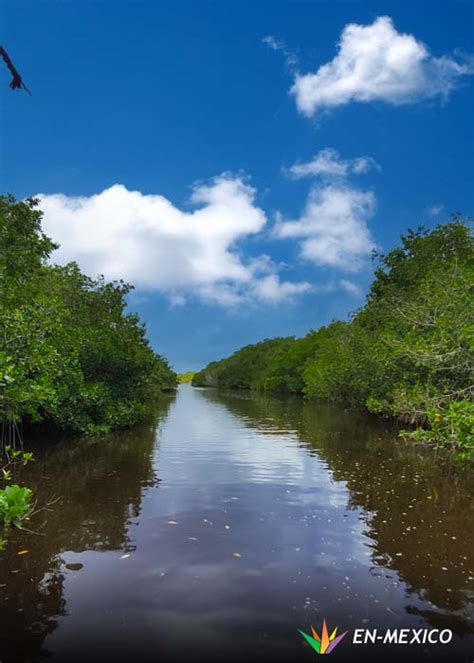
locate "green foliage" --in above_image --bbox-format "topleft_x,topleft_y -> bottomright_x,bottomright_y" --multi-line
0,447 -> 35,549
0,195 -> 177,434
192,338 -> 292,389
194,219 -> 474,452
260,333 -> 320,393
0,484 -> 33,527
178,372 -> 196,383
304,220 -> 474,451
2,446 -> 34,474
402,401 -> 474,455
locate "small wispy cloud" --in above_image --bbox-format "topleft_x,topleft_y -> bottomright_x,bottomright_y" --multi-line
339,279 -> 362,296
288,148 -> 380,180
262,34 -> 298,72
262,35 -> 285,51
426,204 -> 445,218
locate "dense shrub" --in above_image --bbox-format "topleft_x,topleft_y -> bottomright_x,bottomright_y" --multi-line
0,195 -> 177,434
193,338 -> 291,390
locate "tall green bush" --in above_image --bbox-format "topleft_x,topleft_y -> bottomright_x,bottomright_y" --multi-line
0,195 -> 177,434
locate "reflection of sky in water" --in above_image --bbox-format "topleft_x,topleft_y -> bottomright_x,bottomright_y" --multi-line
3,385 -> 473,663
156,387 -> 311,484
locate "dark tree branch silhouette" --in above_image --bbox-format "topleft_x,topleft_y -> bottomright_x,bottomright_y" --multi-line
0,45 -> 31,95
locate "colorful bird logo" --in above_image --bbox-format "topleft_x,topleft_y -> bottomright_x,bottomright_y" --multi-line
299,619 -> 348,654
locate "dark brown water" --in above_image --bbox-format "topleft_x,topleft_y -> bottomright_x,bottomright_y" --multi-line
0,385 -> 473,662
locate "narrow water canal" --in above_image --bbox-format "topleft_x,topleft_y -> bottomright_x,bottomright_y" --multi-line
0,385 -> 473,662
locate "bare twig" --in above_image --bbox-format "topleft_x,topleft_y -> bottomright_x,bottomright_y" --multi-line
17,524 -> 45,536
28,495 -> 62,519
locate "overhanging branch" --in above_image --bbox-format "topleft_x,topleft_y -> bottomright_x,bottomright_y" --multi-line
0,45 -> 31,95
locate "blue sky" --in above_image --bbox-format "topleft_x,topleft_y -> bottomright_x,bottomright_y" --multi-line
1,1 -> 473,371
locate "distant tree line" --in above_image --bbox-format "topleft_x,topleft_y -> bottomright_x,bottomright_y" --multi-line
193,219 -> 473,453
178,371 -> 196,384
0,195 -> 177,435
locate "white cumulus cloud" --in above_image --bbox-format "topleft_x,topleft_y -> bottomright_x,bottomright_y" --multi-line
288,148 -> 380,179
275,184 -> 376,272
37,177 -> 311,307
291,16 -> 474,116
